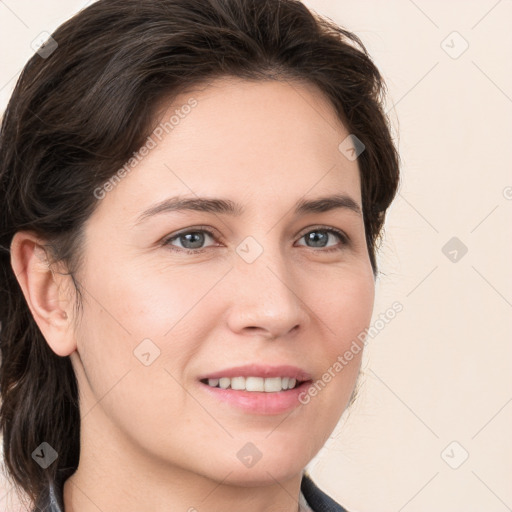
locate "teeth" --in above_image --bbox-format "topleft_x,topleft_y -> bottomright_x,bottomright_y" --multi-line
206,376 -> 299,392
219,377 -> 230,389
231,376 -> 245,390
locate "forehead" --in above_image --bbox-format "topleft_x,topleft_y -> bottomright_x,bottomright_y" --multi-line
163,76 -> 353,167
93,77 -> 361,221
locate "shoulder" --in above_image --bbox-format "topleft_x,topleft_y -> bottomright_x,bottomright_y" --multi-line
301,471 -> 351,512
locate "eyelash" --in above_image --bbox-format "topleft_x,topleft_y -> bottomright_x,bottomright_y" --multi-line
162,225 -> 349,255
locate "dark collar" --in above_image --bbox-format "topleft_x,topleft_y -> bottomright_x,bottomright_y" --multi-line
34,468 -> 348,512
301,471 -> 349,512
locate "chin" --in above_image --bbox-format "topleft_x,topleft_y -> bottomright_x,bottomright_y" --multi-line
200,454 -> 306,487
223,466 -> 303,487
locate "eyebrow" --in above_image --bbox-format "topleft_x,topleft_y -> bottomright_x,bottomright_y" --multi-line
134,193 -> 362,225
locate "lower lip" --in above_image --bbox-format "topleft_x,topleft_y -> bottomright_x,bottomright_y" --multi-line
198,380 -> 313,415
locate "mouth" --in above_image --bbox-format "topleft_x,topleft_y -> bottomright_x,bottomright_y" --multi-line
196,364 -> 313,414
197,374 -> 314,415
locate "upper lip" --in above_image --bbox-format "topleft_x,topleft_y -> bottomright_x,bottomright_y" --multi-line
198,364 -> 313,382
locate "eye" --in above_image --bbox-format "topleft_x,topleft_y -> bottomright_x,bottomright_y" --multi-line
162,225 -> 349,254
162,226 -> 218,254
295,226 -> 349,252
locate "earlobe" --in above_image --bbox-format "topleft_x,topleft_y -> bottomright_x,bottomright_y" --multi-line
9,231 -> 77,357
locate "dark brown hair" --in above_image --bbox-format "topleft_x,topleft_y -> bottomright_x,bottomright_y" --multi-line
0,0 -> 400,508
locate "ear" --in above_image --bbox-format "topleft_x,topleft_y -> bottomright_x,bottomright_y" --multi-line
10,231 -> 77,357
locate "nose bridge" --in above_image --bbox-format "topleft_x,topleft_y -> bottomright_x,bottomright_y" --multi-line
226,232 -> 307,337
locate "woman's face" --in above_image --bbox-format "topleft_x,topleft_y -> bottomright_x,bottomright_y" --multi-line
69,77 -> 375,485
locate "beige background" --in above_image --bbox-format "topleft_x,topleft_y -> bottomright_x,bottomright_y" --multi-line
1,1 -> 511,511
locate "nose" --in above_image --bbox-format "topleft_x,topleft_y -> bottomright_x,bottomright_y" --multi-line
225,239 -> 310,340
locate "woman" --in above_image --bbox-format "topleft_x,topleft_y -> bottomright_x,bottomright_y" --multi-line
0,0 -> 400,510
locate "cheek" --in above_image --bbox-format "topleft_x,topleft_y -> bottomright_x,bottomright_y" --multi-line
73,277 -> 205,453
299,266 -> 374,427
75,257 -> 225,414
86,255 -> 204,342
315,264 -> 375,350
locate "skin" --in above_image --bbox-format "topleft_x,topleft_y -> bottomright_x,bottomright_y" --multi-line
11,77 -> 375,512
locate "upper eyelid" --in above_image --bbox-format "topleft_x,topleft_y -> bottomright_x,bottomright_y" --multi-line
165,225 -> 220,242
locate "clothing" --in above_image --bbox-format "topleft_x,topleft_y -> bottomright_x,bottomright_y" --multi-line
33,467 -> 349,512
